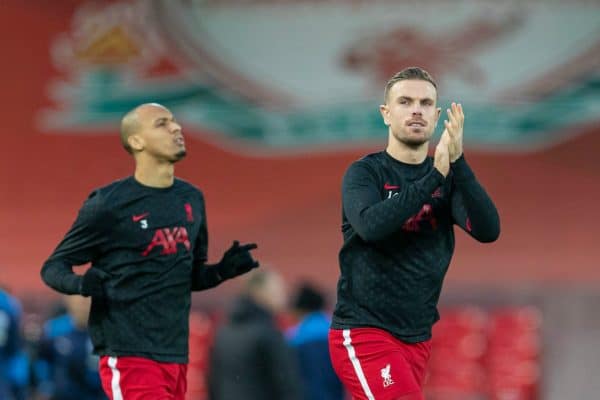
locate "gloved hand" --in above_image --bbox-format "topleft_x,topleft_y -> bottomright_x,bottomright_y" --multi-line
217,241 -> 259,280
79,267 -> 109,298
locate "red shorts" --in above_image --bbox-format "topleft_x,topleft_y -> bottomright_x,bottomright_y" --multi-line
99,356 -> 187,400
329,328 -> 431,400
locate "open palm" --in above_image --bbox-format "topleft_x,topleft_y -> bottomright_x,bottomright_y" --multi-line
443,102 -> 464,162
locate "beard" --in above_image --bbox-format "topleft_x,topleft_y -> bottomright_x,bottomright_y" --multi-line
392,129 -> 432,148
170,150 -> 187,163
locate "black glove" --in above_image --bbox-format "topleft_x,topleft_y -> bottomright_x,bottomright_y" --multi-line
79,267 -> 109,298
217,241 -> 259,280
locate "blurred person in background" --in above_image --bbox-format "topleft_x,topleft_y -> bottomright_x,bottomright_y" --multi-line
207,269 -> 303,400
287,282 -> 345,400
40,103 -> 259,400
329,67 -> 500,400
35,295 -> 105,400
0,286 -> 29,400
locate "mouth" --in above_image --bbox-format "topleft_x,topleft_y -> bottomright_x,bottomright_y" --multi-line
407,120 -> 426,127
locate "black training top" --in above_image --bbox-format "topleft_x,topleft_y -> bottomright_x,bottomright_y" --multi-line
331,152 -> 500,342
41,177 -> 223,363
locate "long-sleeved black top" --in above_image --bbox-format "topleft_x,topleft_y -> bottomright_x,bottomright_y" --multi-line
331,152 -> 500,342
41,177 -> 224,363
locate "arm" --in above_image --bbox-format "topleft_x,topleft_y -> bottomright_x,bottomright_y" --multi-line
190,200 -> 222,291
191,241 -> 259,291
40,191 -> 111,295
450,156 -> 500,242
190,196 -> 258,291
191,266 -> 223,291
342,161 -> 444,242
442,102 -> 499,242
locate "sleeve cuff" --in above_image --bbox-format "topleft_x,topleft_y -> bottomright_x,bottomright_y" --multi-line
451,155 -> 476,181
421,168 -> 445,195
62,274 -> 83,295
194,264 -> 224,289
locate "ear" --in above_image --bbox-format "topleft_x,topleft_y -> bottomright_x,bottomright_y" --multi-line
128,134 -> 144,152
379,104 -> 390,126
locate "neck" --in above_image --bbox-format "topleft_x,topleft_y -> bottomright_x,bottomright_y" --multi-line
385,131 -> 429,164
134,156 -> 175,188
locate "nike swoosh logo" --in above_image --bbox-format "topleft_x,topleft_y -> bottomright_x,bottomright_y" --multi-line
132,213 -> 149,222
383,183 -> 400,190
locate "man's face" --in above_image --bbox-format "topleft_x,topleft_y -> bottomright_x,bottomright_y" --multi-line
263,273 -> 287,313
380,79 -> 441,147
134,105 -> 186,162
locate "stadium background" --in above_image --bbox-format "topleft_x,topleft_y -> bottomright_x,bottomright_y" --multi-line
1,1 -> 599,399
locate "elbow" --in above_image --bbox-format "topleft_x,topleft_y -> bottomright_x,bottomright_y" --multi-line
476,223 -> 500,243
40,262 -> 51,285
40,259 -> 63,289
478,232 -> 499,243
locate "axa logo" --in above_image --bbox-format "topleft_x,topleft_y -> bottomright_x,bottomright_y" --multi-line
381,364 -> 394,388
141,227 -> 191,257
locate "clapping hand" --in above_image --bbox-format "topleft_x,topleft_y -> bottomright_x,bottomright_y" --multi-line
443,102 -> 464,162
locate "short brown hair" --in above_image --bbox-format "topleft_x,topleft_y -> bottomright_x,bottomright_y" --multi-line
384,67 -> 438,103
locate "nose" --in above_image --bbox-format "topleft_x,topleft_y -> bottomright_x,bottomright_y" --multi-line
411,106 -> 422,116
170,121 -> 182,134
